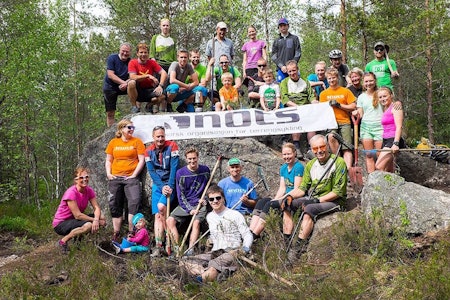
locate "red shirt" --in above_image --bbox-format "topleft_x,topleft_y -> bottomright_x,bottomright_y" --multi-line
128,59 -> 162,89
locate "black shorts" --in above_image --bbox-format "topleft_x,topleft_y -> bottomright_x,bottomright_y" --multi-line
136,85 -> 166,103
54,213 -> 94,236
291,197 -> 340,221
382,137 -> 406,149
103,89 -> 128,111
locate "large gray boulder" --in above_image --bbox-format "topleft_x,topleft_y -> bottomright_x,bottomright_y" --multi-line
78,125 -> 285,216
361,171 -> 450,234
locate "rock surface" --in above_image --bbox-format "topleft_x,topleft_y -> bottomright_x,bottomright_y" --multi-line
361,171 -> 450,234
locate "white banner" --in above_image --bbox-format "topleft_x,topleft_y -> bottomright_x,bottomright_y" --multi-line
132,102 -> 337,144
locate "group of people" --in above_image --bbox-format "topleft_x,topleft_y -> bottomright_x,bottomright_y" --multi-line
51,119 -> 349,282
54,17 -> 405,282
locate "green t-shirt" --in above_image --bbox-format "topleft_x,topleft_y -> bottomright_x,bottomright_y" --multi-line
186,64 -> 207,83
150,34 -> 176,67
280,77 -> 314,105
365,58 -> 397,89
300,154 -> 347,204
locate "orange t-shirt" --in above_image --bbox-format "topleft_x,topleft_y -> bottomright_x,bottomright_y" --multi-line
105,137 -> 145,176
219,86 -> 239,109
319,86 -> 356,124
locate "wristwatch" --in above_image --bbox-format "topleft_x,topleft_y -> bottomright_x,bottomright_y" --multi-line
393,141 -> 400,146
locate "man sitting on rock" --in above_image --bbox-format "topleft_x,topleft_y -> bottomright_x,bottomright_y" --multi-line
282,134 -> 347,262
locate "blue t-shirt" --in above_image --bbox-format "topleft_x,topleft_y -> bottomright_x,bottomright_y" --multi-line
307,73 -> 329,98
103,54 -> 130,91
218,176 -> 257,215
280,161 -> 304,193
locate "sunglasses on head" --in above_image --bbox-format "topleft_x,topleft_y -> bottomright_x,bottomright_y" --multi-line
208,196 -> 222,202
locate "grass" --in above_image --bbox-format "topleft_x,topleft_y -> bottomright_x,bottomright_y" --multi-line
0,200 -> 449,299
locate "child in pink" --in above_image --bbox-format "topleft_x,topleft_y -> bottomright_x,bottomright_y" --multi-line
112,213 -> 150,254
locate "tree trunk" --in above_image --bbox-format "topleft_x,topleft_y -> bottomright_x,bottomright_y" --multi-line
425,0 -> 434,144
340,0 -> 347,63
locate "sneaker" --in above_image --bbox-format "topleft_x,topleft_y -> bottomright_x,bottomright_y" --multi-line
287,239 -> 307,263
176,103 -> 187,113
184,248 -> 195,257
166,104 -> 173,112
131,106 -> 140,114
150,246 -> 163,257
58,240 -> 69,254
112,242 -> 122,254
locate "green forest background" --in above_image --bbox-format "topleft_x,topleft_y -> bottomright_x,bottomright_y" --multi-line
0,0 -> 449,206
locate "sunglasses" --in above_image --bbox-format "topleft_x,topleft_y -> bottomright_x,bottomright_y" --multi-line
375,48 -> 385,52
77,175 -> 89,180
311,144 -> 327,153
219,61 -> 229,65
126,125 -> 135,130
208,196 -> 222,202
258,64 -> 267,68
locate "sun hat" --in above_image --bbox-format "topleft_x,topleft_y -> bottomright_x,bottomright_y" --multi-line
228,158 -> 241,166
132,213 -> 144,226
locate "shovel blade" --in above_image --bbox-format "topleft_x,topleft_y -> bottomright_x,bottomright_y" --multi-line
349,166 -> 364,193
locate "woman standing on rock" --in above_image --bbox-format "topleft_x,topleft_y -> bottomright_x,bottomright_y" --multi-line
248,142 -> 304,243
352,72 -> 382,173
375,87 -> 405,172
105,119 -> 145,242
52,167 -> 106,253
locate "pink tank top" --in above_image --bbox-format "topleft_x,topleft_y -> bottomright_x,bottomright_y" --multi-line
381,105 -> 396,139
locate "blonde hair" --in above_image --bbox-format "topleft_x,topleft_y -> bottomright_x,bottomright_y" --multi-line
374,87 -> 394,109
325,67 -> 339,77
115,119 -> 133,138
262,68 -> 274,78
221,72 -> 233,81
282,142 -> 297,154
136,42 -> 149,52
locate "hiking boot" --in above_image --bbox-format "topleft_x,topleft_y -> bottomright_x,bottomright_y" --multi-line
131,106 -> 140,114
150,246 -> 163,257
58,240 -> 69,254
287,239 -> 308,263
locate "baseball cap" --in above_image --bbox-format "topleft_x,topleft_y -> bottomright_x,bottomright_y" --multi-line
374,42 -> 385,49
278,18 -> 289,25
132,213 -> 144,226
216,22 -> 227,29
228,158 -> 241,166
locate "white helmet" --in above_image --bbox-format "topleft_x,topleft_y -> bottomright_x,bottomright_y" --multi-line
329,49 -> 342,59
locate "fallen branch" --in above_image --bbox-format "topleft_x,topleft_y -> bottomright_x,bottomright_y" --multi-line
239,255 -> 296,287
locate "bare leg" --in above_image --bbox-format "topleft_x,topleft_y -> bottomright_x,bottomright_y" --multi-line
61,222 -> 92,243
343,150 -> 353,169
112,217 -> 122,235
283,211 -> 294,235
189,220 -> 201,248
106,110 -> 115,127
127,80 -> 138,107
166,216 -> 179,244
298,214 -> 314,240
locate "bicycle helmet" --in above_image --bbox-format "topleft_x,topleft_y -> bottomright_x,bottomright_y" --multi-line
329,49 -> 342,59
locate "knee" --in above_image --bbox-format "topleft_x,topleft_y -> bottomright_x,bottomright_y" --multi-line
166,217 -> 176,227
127,80 -> 136,89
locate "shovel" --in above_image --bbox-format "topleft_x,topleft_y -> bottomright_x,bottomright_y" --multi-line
350,114 -> 363,193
